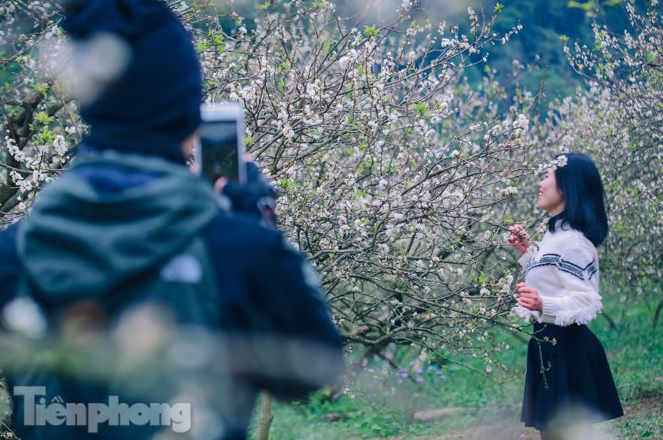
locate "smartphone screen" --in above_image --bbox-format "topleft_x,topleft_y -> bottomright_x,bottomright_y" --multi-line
199,119 -> 240,183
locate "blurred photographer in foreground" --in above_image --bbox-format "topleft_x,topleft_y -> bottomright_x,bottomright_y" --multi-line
0,1 -> 343,439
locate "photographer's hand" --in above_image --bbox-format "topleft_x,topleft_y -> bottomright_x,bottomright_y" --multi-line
216,161 -> 279,228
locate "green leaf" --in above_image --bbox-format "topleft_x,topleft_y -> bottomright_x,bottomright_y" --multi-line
276,78 -> 286,93
34,128 -> 55,144
34,111 -> 54,125
256,1 -> 273,10
414,102 -> 428,117
567,1 -> 593,12
363,25 -> 379,39
322,40 -> 337,54
33,83 -> 50,95
278,60 -> 291,72
280,178 -> 293,190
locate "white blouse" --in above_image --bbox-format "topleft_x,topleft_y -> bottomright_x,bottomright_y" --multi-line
515,224 -> 603,326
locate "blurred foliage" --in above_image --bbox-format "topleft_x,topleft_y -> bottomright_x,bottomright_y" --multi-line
447,0 -> 633,101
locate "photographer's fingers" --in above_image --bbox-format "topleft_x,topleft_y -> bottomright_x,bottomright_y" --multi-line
214,177 -> 228,194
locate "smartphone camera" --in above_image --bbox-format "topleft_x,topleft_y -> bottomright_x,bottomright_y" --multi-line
197,102 -> 246,184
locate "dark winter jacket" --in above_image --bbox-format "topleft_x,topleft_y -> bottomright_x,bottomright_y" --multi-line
0,150 -> 343,440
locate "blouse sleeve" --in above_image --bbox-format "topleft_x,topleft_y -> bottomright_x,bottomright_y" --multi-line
540,240 -> 603,326
515,304 -> 541,323
517,250 -> 533,271
514,248 -> 538,322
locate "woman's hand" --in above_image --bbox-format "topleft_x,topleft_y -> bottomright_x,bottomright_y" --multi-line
508,224 -> 531,254
517,283 -> 543,312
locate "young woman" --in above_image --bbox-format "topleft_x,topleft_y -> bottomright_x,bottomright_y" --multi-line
508,153 -> 623,440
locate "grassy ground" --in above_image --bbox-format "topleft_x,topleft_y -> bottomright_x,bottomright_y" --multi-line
257,295 -> 663,440
1,292 -> 659,439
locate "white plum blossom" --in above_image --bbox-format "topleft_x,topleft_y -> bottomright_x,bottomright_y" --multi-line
5,0 -> 657,387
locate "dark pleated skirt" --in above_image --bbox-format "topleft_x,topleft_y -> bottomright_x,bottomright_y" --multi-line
521,322 -> 623,430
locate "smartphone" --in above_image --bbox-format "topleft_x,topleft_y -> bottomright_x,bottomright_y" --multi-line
196,102 -> 246,184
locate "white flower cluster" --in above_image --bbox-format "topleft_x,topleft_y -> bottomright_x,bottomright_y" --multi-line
512,114 -> 529,135
401,0 -> 415,12
2,0 -> 604,368
499,186 -> 518,196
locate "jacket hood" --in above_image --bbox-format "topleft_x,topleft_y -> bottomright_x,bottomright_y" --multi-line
17,150 -> 218,304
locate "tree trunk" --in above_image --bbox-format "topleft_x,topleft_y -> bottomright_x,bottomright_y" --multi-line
601,311 -> 618,330
653,297 -> 663,329
256,392 -> 274,440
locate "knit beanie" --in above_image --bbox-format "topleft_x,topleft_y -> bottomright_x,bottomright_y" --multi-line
61,0 -> 202,163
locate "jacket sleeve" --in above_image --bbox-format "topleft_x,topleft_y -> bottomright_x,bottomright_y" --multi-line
244,236 -> 344,401
0,224 -> 20,311
540,241 -> 603,326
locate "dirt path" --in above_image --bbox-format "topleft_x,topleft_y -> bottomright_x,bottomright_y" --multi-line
363,397 -> 663,440
369,421 -> 616,440
383,422 -> 539,440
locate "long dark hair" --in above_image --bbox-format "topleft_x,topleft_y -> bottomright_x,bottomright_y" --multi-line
548,152 -> 609,246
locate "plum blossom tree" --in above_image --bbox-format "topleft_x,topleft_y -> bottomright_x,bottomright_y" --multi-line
196,0 -> 544,374
1,0 -> 76,222
2,0 -> 660,387
2,0 -> 539,375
